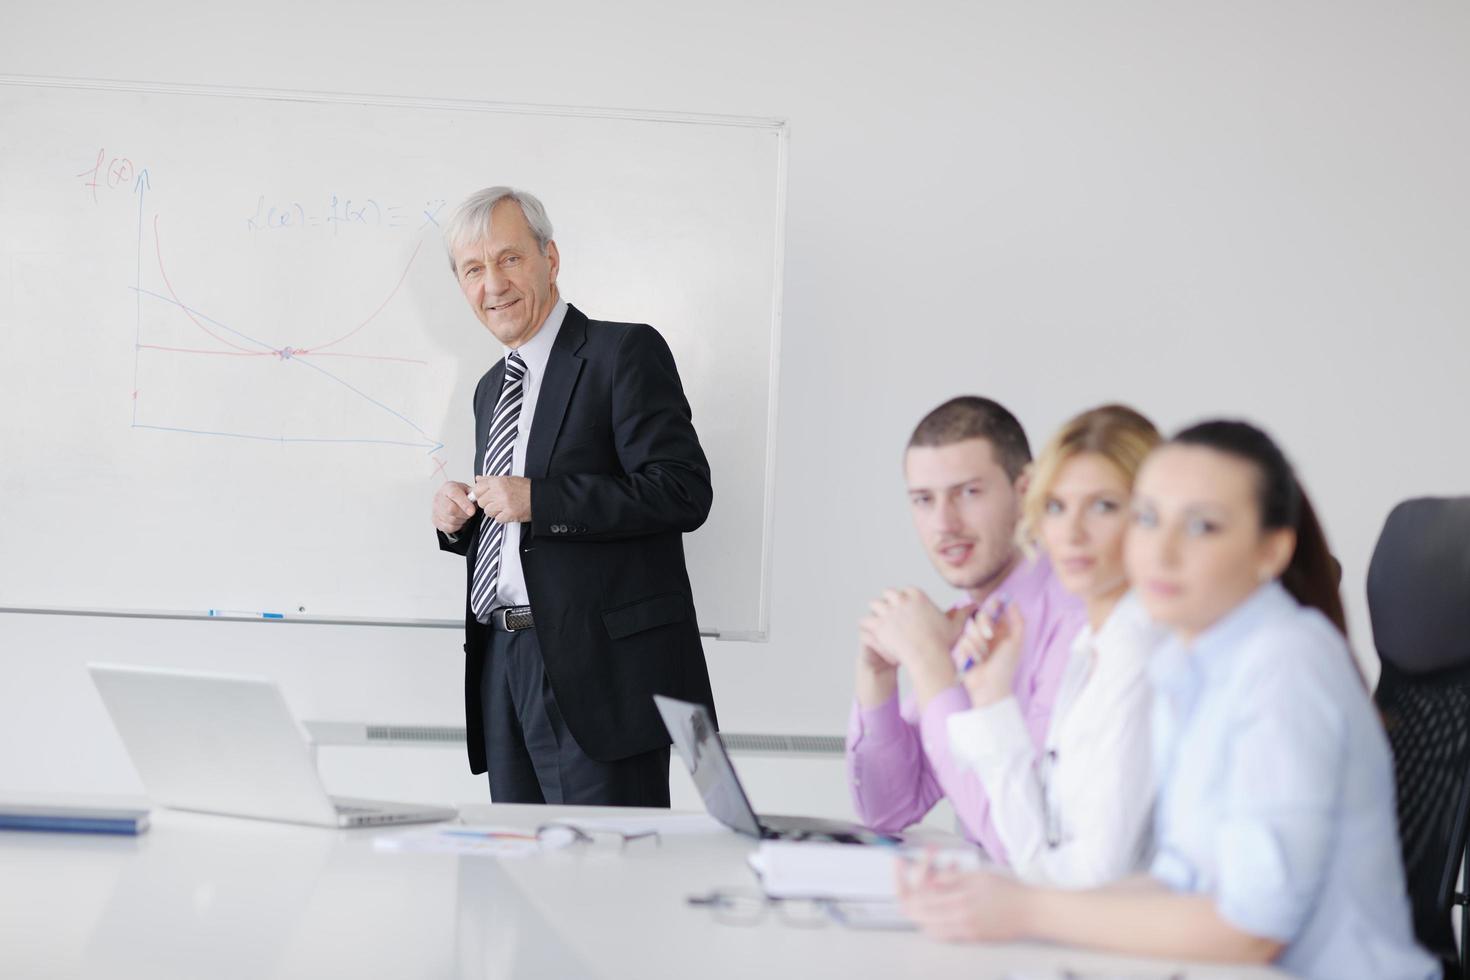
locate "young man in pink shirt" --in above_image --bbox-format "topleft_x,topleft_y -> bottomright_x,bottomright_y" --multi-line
848,396 -> 1085,861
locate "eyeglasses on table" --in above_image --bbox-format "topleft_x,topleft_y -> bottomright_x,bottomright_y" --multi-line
533,822 -> 661,851
686,887 -> 833,928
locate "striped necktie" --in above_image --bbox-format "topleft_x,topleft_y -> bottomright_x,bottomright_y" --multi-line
470,350 -> 526,621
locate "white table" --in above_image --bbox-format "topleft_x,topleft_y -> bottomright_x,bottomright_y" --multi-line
0,801 -> 1288,980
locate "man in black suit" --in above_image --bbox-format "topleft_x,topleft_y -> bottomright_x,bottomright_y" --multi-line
431,187 -> 717,807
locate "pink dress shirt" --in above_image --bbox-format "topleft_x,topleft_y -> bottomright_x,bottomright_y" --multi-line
845,554 -> 1085,863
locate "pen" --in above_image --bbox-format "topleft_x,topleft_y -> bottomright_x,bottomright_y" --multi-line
440,829 -> 538,841
208,610 -> 286,619
959,593 -> 1010,672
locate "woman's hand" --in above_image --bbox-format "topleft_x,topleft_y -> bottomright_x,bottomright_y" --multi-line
897,855 -> 1030,943
955,596 -> 1025,708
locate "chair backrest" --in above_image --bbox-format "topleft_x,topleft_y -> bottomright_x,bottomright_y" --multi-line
1370,496 -> 1470,978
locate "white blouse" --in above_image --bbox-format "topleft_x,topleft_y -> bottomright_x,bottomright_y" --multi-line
947,591 -> 1164,887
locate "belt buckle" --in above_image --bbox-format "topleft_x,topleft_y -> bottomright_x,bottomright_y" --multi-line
496,606 -> 531,631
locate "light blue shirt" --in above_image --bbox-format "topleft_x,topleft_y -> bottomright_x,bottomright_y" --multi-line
1148,582 -> 1437,980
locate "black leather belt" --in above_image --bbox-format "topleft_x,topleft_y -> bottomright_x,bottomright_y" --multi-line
488,605 -> 534,632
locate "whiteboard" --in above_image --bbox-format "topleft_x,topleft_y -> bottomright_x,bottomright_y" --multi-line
0,77 -> 784,639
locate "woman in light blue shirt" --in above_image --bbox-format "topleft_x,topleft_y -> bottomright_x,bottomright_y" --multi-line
899,420 -> 1437,980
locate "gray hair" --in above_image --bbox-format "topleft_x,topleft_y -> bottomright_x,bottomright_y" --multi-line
443,187 -> 555,274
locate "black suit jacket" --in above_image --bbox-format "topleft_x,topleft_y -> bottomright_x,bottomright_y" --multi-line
439,305 -> 718,770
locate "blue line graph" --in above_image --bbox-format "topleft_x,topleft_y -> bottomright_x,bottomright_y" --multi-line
131,286 -> 444,452
291,355 -> 442,450
131,288 -> 273,353
129,194 -> 446,460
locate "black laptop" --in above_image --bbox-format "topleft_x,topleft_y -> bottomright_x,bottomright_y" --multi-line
653,695 -> 900,846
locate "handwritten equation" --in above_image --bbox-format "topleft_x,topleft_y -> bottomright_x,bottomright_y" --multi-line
77,148 -> 149,203
246,195 -> 447,234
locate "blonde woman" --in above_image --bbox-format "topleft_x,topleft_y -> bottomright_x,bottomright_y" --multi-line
945,404 -> 1166,887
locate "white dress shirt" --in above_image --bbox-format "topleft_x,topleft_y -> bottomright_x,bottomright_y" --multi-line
946,591 -> 1165,887
490,298 -> 566,608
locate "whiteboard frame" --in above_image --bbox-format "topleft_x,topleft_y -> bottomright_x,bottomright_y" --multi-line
0,73 -> 788,641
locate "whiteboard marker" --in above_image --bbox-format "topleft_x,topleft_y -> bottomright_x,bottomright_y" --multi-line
208,609 -> 286,620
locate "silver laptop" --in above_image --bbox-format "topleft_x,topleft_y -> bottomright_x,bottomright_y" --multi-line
89,663 -> 457,828
654,694 -> 900,845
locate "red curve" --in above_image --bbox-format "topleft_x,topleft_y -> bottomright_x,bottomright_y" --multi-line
154,216 -> 260,354
299,237 -> 425,355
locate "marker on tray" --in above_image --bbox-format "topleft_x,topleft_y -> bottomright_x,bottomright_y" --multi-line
207,609 -> 286,620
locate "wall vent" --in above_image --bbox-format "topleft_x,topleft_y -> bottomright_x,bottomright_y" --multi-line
719,733 -> 844,756
364,724 -> 465,744
306,721 -> 843,757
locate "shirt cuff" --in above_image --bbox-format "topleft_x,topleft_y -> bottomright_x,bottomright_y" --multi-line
1150,847 -> 1197,892
945,696 -> 1029,773
853,693 -> 908,745
1214,820 -> 1303,943
1149,824 -> 1302,945
918,684 -> 972,759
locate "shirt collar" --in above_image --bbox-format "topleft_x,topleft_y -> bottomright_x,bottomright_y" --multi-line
502,297 -> 567,378
1190,580 -> 1293,671
997,550 -> 1054,601
949,552 -> 1052,622
1149,580 -> 1295,715
1075,589 -> 1144,655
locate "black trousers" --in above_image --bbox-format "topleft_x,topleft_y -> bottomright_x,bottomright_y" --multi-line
480,625 -> 670,807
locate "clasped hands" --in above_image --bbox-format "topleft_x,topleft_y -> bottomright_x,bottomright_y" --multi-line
432,476 -> 532,534
857,587 -> 1026,710
895,851 -> 1028,943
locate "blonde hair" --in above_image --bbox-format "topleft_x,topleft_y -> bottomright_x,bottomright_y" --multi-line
1019,404 -> 1162,549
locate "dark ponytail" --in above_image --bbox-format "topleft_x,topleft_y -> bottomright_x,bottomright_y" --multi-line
1281,493 -> 1349,637
1172,420 -> 1348,637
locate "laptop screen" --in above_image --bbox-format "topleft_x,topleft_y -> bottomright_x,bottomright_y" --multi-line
653,695 -> 762,837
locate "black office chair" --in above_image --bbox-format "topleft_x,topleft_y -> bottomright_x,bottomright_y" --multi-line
1370,496 -> 1470,980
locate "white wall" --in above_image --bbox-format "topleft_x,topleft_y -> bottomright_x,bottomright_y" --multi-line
4,1 -> 1469,816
